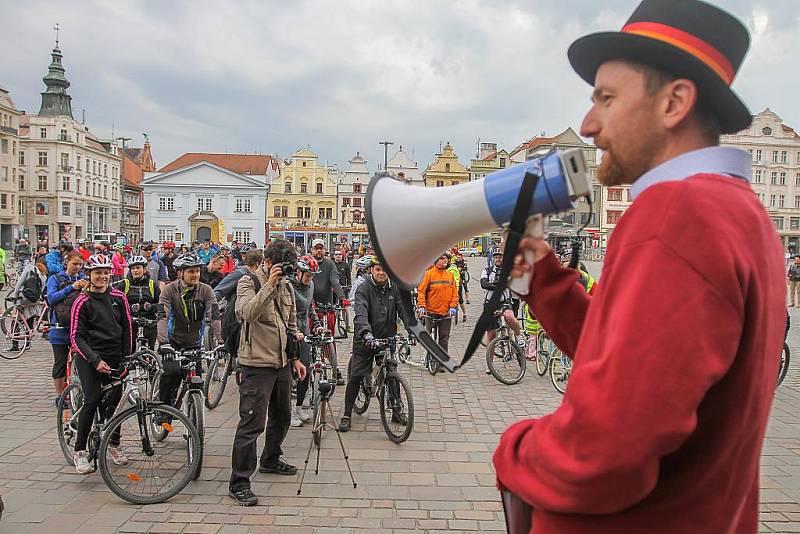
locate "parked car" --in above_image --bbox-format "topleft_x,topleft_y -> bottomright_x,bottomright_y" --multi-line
460,247 -> 481,257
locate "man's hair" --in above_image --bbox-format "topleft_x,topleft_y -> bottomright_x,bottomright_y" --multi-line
64,251 -> 83,263
627,60 -> 721,144
794,255 -> 800,260
265,239 -> 297,266
243,249 -> 264,267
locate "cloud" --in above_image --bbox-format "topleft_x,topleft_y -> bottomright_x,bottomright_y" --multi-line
2,0 -> 797,172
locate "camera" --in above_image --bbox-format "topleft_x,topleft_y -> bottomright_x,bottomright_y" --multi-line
280,262 -> 295,276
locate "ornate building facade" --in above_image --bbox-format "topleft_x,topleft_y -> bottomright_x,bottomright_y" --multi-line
120,137 -> 156,244
386,145 -> 424,186
338,152 -> 370,226
423,143 -> 469,187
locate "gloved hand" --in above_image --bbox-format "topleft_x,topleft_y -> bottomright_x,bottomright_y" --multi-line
449,308 -> 458,317
341,299 -> 350,307
417,307 -> 426,318
363,332 -> 379,349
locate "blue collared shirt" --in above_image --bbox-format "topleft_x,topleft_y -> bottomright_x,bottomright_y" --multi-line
629,146 -> 752,201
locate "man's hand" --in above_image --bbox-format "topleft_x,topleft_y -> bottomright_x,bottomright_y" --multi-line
510,236 -> 553,279
363,332 -> 379,349
293,359 -> 307,381
417,307 -> 426,318
267,264 -> 284,287
294,331 -> 305,342
448,308 -> 457,317
96,360 -> 112,373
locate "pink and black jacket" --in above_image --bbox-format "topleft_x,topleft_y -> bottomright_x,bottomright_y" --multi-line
70,287 -> 133,366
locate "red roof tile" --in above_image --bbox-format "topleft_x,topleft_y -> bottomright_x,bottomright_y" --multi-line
159,153 -> 274,174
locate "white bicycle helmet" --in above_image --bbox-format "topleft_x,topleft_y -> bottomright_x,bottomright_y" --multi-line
128,255 -> 148,267
84,253 -> 113,271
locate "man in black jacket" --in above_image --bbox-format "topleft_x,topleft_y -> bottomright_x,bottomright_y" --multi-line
338,259 -> 407,432
311,239 -> 347,384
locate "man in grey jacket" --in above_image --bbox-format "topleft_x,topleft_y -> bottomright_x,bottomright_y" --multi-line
311,238 -> 347,384
229,239 -> 306,507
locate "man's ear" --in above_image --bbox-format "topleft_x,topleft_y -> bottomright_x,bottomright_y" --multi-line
661,78 -> 698,130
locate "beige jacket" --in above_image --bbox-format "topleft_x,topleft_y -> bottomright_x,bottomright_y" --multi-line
235,268 -> 298,369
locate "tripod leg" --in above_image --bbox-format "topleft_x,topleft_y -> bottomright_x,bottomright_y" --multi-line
296,418 -> 317,495
326,399 -> 357,488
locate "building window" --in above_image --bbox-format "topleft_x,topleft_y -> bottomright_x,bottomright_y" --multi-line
607,188 -> 623,201
37,175 -> 48,191
17,198 -> 23,214
342,197 -> 350,207
103,164 -> 108,177
60,153 -> 69,168
436,181 -> 444,187
500,158 -> 507,168
0,194 -> 6,210
233,229 -> 252,243
779,195 -> 785,209
353,197 -> 362,208
273,205 -> 281,218
771,172 -> 778,185
772,216 -> 784,230
35,201 -> 48,215
302,161 -> 306,167
795,196 -> 800,209
18,174 -> 24,190
111,208 -> 118,220
300,182 -> 307,193
62,201 -> 70,216
756,149 -> 762,162
770,194 -> 776,208
318,208 -> 325,219
62,175 -> 70,191
753,170 -> 762,184
85,181 -> 89,196
791,218 -> 800,230
281,206 -> 288,217
38,151 -> 48,166
301,206 -> 310,218
316,182 -> 323,194
353,183 -> 362,194
76,202 -> 82,216
451,180 -> 458,186
197,197 -> 212,211
76,155 -> 81,170
296,207 -> 304,218
284,181 -> 292,193
0,167 -> 6,182
0,139 -> 7,154
18,151 -> 24,165
103,185 -> 108,198
40,128 -> 46,139
60,129 -> 68,141
606,210 -> 623,225
158,228 -> 175,243
772,150 -> 779,163
235,198 -> 252,212
780,172 -> 786,185
781,150 -> 788,163
93,161 -> 97,174
445,163 -> 451,172
158,196 -> 175,211
796,173 -> 800,187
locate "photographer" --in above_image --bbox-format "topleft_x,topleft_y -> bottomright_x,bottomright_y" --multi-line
492,1 -> 785,532
229,239 -> 306,507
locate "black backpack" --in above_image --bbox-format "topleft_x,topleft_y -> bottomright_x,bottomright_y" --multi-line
52,274 -> 81,328
21,272 -> 43,303
223,272 -> 261,358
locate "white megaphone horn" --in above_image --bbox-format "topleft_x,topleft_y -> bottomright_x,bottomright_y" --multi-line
366,148 -> 592,294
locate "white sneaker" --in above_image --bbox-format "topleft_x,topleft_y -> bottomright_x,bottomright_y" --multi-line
296,406 -> 311,424
74,450 -> 94,474
108,446 -> 129,466
485,367 -> 491,375
290,412 -> 303,428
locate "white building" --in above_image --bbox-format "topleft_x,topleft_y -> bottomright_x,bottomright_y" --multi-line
143,160 -> 270,246
338,152 -> 370,225
385,145 -> 424,186
18,42 -> 122,244
722,108 -> 800,253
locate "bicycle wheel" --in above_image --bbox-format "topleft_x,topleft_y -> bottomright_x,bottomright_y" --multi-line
379,374 -> 414,443
98,403 -> 202,505
550,351 -> 572,394
777,342 -> 790,387
312,395 -> 324,448
149,381 -> 170,442
353,376 -> 371,415
57,383 -> 84,465
535,331 -> 550,376
204,353 -> 229,409
336,310 -> 348,339
398,342 -> 411,364
0,312 -> 29,360
425,353 -> 440,375
486,337 -> 526,385
186,392 -> 205,479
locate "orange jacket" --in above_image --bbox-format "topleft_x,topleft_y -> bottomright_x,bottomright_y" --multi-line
417,266 -> 458,315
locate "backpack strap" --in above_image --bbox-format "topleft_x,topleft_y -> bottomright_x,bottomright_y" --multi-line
148,279 -> 155,299
123,278 -> 131,295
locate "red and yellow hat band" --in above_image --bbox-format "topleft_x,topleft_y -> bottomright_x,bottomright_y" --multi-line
622,21 -> 735,85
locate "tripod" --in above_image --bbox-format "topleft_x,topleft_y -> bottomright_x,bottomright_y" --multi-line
296,379 -> 358,494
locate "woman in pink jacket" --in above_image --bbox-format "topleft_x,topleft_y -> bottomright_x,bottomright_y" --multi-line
111,244 -> 127,281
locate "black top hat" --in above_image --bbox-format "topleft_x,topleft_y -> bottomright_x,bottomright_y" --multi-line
568,0 -> 751,133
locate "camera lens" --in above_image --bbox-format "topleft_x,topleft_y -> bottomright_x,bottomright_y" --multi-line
282,263 -> 295,276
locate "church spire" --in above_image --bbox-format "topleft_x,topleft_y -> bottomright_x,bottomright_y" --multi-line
38,25 -> 73,118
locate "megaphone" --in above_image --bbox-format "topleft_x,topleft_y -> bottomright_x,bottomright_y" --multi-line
366,148 -> 592,293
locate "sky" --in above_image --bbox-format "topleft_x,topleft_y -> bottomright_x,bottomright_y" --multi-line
2,0 -> 798,173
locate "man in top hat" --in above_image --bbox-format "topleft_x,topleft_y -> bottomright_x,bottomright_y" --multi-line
493,1 -> 785,532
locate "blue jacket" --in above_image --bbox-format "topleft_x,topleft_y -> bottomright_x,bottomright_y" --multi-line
46,271 -> 85,345
213,265 -> 248,302
45,250 -> 65,276
198,247 -> 216,265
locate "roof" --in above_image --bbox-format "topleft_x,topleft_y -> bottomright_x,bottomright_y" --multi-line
782,124 -> 800,139
159,153 -> 275,174
123,148 -> 144,163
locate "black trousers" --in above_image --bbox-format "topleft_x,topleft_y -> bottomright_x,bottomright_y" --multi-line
229,363 -> 292,491
74,356 -> 122,451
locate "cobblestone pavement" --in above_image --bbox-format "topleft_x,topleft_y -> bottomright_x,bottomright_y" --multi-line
0,257 -> 798,533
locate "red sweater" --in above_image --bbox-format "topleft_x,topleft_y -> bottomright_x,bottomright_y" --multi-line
493,174 -> 785,533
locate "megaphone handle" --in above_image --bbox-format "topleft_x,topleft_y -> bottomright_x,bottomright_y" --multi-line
507,215 -> 544,296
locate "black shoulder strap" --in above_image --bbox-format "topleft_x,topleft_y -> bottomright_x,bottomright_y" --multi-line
399,170 -> 540,372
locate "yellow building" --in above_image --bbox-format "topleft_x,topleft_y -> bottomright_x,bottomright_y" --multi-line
268,147 -> 338,247
423,143 -> 469,187
468,142 -> 511,181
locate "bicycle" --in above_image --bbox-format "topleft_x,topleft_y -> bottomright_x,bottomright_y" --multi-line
0,297 -> 52,360
777,342 -> 790,387
396,333 -> 418,366
313,303 -> 340,378
57,354 -> 201,504
151,347 -> 216,480
420,314 -> 451,375
203,344 -> 233,409
549,351 -> 572,394
485,306 -> 526,385
334,303 -> 349,339
306,331 -> 336,447
352,336 -> 414,443
535,330 -> 559,377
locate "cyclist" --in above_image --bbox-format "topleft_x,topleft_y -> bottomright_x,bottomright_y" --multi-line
121,255 -> 160,350
446,253 -> 463,321
339,256 -> 406,432
162,242 -> 178,281
156,252 -> 221,412
348,255 -> 376,301
416,253 -> 458,354
310,239 -> 348,385
69,254 -> 133,474
559,253 -> 597,294
481,251 -> 522,338
219,246 -> 236,274
141,242 -> 169,288
9,258 -> 47,352
289,256 -> 323,427
333,249 -> 351,293
200,253 -> 226,289
45,240 -> 73,276
111,244 -> 127,282
455,252 -> 470,304
46,251 -> 87,403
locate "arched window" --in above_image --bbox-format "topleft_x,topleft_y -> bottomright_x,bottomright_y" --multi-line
445,163 -> 451,172
284,181 -> 292,193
